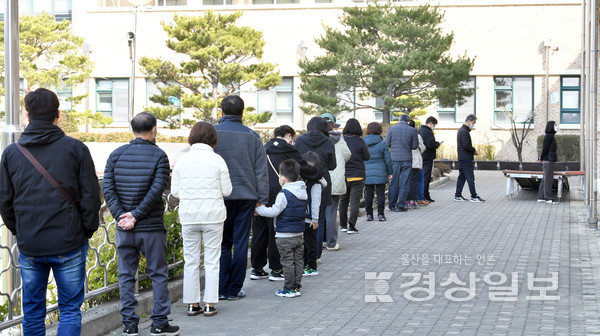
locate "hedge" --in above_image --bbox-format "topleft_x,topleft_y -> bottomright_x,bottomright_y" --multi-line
537,134 -> 580,162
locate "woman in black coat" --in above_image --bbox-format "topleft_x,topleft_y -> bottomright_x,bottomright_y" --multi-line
537,121 -> 559,204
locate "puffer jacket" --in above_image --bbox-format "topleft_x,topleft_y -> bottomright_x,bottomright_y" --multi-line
171,143 -> 232,224
103,138 -> 170,232
412,134 -> 426,169
457,124 -> 476,161
0,120 -> 100,257
364,134 -> 392,185
329,132 -> 351,195
385,122 -> 419,161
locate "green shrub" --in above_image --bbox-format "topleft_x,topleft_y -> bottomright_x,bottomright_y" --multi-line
475,144 -> 496,161
537,135 -> 580,161
436,144 -> 457,160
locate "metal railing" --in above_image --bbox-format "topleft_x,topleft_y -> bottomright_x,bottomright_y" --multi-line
0,183 -> 183,333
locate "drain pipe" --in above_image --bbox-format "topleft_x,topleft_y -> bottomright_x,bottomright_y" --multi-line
588,0 -> 598,229
580,0 -> 586,186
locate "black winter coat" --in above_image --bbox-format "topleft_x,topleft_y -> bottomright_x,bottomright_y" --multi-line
0,121 -> 101,256
457,124 -> 476,161
343,135 -> 370,178
419,125 -> 440,161
103,138 -> 170,232
264,138 -> 323,206
540,134 -> 558,161
295,131 -> 336,206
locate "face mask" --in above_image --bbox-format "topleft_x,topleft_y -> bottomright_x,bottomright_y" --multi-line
469,123 -> 475,130
554,125 -> 559,132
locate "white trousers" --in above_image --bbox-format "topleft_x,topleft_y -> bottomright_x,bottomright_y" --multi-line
182,223 -> 223,304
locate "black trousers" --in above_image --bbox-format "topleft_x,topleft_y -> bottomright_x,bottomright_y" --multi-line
364,184 -> 386,216
455,160 -> 477,198
409,168 -> 420,201
422,159 -> 434,200
250,215 -> 282,271
303,222 -> 318,270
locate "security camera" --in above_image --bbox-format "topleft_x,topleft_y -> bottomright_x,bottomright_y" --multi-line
127,32 -> 135,41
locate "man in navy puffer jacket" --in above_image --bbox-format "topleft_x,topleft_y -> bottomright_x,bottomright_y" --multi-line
103,112 -> 179,336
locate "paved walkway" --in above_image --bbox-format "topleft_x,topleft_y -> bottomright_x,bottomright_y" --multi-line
107,171 -> 600,335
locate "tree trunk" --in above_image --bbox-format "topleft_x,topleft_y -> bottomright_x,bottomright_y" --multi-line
210,83 -> 219,121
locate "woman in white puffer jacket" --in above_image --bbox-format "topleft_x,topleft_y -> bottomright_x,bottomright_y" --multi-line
171,122 -> 232,317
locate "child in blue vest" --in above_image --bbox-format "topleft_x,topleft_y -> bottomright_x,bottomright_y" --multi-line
255,160 -> 308,297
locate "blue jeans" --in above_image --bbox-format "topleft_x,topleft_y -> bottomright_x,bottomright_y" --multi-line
418,169 -> 425,201
455,160 -> 478,198
388,161 -> 412,209
19,241 -> 89,336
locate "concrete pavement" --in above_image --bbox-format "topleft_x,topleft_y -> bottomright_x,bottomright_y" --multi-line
105,170 -> 600,335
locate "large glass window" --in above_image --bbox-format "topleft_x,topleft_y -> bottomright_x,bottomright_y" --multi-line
257,77 -> 293,123
96,78 -> 129,122
560,76 -> 580,124
0,0 -> 72,21
437,77 -> 476,123
494,76 -> 533,123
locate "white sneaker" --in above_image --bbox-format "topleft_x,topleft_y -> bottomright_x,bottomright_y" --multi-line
326,243 -> 341,251
470,196 -> 486,203
546,199 -> 559,205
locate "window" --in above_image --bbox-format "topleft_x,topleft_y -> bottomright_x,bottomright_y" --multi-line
97,0 -> 186,7
560,76 -> 580,124
0,0 -> 72,21
494,76 -> 533,123
96,79 -> 129,122
57,82 -> 72,111
437,77 -> 476,123
257,77 -> 293,123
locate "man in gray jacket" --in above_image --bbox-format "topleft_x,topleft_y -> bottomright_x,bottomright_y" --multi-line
214,95 -> 269,300
385,114 -> 419,212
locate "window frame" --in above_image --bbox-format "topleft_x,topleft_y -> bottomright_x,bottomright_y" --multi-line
436,76 -> 476,124
493,76 -> 534,124
560,75 -> 581,125
95,78 -> 129,122
256,76 -> 294,123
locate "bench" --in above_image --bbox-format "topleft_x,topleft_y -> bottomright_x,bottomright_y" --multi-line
502,170 -> 584,201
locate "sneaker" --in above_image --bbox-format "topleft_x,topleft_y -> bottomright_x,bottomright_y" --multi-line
326,243 -> 341,251
293,288 -> 302,297
340,227 -> 348,232
227,289 -> 246,301
218,294 -> 227,300
123,324 -> 138,336
269,270 -> 285,281
417,200 -> 430,206
187,304 -> 203,316
303,268 -> 318,276
204,305 -> 218,317
454,196 -> 468,202
275,288 -> 296,298
546,199 -> 559,205
397,206 -> 407,212
378,215 -> 386,222
470,196 -> 486,203
250,268 -> 269,280
366,215 -> 373,221
150,323 -> 180,336
537,198 -> 545,203
426,198 -> 435,203
347,227 -> 359,234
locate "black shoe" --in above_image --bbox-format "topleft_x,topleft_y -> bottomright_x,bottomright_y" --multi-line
378,214 -> 386,222
398,207 -> 407,212
187,304 -> 203,316
250,268 -> 269,280
347,227 -> 359,234
150,323 -> 179,336
366,215 -> 373,221
123,324 -> 138,336
204,305 -> 218,316
227,289 -> 246,300
218,294 -> 227,300
426,198 -> 435,202
269,270 -> 285,281
388,205 -> 395,211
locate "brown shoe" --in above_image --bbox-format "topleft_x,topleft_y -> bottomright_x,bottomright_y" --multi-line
187,304 -> 203,316
417,200 -> 430,206
204,305 -> 218,317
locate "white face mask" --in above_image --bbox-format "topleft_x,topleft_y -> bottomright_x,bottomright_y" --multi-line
469,123 -> 476,130
554,125 -> 559,132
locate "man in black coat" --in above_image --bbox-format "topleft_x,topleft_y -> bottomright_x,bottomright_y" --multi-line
250,125 -> 323,281
455,114 -> 485,203
103,112 -> 179,335
419,116 -> 441,202
0,88 -> 101,335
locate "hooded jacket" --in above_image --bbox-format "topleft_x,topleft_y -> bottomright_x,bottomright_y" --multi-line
263,138 -> 323,206
0,120 -> 101,256
329,131 -> 351,195
103,138 -> 170,232
295,131 -> 336,205
255,180 -> 308,237
171,143 -> 233,224
364,134 -> 392,185
419,125 -> 440,161
540,121 -> 558,161
457,124 -> 476,161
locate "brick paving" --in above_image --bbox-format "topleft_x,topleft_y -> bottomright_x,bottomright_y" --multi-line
107,171 -> 600,335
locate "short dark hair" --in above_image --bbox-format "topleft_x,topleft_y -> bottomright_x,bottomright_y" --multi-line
188,121 -> 218,147
221,95 -> 244,116
306,117 -> 329,137
366,122 -> 382,135
274,125 -> 296,138
342,118 -> 363,136
302,151 -> 320,166
425,116 -> 438,125
279,159 -> 300,182
408,119 -> 416,128
465,114 -> 477,122
131,111 -> 157,134
24,88 -> 59,122
400,114 -> 411,122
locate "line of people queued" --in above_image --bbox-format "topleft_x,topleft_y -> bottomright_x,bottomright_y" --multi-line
0,90 -> 498,336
